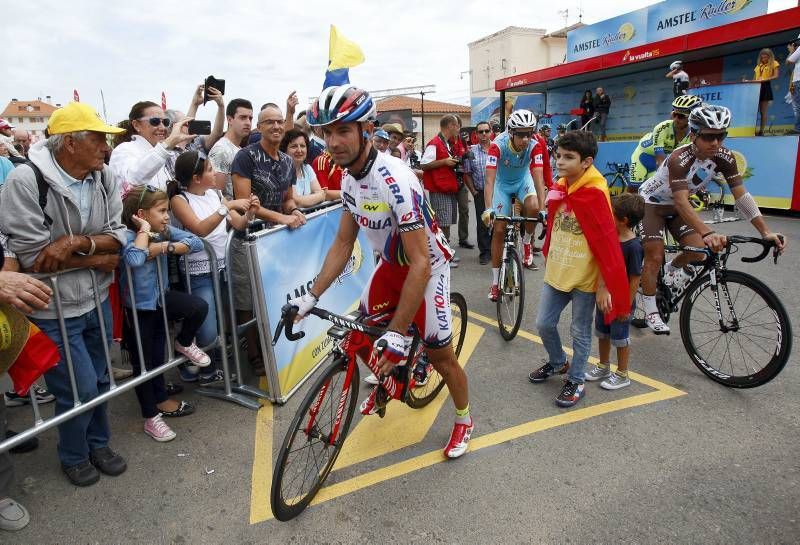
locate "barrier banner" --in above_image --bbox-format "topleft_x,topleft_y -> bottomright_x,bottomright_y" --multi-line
593,136 -> 797,209
253,205 -> 375,396
567,9 -> 649,62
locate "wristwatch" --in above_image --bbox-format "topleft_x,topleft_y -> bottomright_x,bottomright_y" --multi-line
167,242 -> 176,254
217,205 -> 228,217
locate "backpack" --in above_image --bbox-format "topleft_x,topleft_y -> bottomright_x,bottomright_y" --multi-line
25,161 -> 107,228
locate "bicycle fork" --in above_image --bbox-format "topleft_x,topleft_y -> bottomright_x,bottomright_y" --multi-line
304,357 -> 357,446
706,268 -> 740,332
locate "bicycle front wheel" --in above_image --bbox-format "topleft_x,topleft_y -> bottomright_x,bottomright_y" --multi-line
497,247 -> 525,341
604,173 -> 625,197
679,270 -> 792,388
271,354 -> 359,521
406,292 -> 468,408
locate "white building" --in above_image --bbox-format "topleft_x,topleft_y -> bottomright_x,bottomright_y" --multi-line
1,98 -> 60,139
467,24 -> 580,123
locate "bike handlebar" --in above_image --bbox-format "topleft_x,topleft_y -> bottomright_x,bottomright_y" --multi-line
491,214 -> 542,223
272,304 -> 387,346
682,235 -> 784,265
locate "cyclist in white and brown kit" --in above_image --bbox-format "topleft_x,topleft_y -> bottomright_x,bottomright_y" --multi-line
639,104 -> 786,334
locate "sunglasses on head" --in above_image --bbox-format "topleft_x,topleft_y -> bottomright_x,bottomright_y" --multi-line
136,184 -> 160,210
512,131 -> 534,139
696,131 -> 727,143
139,117 -> 171,128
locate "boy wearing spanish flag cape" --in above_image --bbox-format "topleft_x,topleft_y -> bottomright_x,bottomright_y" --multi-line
528,131 -> 629,407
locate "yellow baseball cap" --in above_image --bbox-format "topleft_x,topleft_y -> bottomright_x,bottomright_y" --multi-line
48,102 -> 125,135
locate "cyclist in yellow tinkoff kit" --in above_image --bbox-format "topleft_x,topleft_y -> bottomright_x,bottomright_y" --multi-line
629,95 -> 703,191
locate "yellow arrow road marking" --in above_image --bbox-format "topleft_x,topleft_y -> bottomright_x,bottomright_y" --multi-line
334,321 -> 484,470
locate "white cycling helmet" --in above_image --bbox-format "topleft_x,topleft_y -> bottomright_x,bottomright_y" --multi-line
689,104 -> 731,132
507,109 -> 537,130
670,60 -> 683,71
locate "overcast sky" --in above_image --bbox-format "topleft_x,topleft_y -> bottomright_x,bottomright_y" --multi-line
2,0 -> 795,124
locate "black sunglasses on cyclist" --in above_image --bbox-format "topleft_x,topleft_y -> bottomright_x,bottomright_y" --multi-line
672,112 -> 688,119
477,129 -> 492,134
696,131 -> 727,143
139,117 -> 171,128
512,131 -> 534,139
136,184 -> 161,210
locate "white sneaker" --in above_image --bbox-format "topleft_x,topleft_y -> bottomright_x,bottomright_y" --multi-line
662,266 -> 692,295
174,341 -> 211,367
363,374 -> 379,386
0,497 -> 30,531
601,372 -> 631,390
646,312 -> 670,335
144,414 -> 176,442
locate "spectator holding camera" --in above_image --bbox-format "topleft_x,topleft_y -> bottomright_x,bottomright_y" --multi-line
163,84 -> 226,179
421,114 -> 462,266
109,101 -> 196,193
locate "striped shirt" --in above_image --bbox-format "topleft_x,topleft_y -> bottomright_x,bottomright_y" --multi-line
463,143 -> 491,190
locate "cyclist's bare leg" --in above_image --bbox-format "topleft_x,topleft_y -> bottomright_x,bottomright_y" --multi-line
426,343 -> 468,411
491,219 -> 507,268
641,239 -> 664,296
671,232 -> 706,268
521,195 -> 539,238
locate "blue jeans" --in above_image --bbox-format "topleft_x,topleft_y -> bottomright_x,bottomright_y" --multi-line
594,304 -> 633,348
189,273 -> 226,371
535,283 -> 596,384
32,298 -> 112,467
792,82 -> 800,132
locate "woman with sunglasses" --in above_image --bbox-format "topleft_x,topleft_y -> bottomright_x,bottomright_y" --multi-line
638,104 -> 786,335
109,101 -> 196,194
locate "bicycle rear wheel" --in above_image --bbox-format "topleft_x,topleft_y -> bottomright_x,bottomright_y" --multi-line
406,292 -> 468,408
604,173 -> 625,197
679,270 -> 792,388
497,247 -> 525,341
271,354 -> 359,521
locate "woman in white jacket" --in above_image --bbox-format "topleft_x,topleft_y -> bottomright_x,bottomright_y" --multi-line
109,101 -> 195,194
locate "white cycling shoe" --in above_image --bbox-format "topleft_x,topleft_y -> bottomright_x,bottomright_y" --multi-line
646,312 -> 670,335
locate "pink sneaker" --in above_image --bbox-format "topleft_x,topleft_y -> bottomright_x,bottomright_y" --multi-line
443,418 -> 474,459
144,414 -> 176,442
174,341 -> 211,367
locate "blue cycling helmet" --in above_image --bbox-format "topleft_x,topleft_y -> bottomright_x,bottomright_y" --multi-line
307,85 -> 377,127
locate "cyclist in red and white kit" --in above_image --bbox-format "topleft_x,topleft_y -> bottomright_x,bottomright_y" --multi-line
289,85 -> 473,459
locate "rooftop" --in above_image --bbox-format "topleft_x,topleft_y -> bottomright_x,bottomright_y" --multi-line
1,99 -> 58,118
376,96 -> 470,115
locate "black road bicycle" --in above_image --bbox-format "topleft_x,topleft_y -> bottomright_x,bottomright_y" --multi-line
632,235 -> 791,388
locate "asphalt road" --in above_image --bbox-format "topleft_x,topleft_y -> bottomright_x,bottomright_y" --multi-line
4,209 -> 799,545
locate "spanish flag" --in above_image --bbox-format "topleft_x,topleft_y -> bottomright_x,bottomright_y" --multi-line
0,305 -> 59,396
323,25 -> 365,89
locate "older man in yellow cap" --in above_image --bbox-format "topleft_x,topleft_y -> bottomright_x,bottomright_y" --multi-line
0,102 -> 129,487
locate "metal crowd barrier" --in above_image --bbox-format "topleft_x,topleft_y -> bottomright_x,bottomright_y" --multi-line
0,238 -> 262,454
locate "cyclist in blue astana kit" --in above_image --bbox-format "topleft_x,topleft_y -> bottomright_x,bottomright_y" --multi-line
638,104 -> 787,334
481,110 -> 547,301
289,85 -> 474,459
629,95 -> 703,190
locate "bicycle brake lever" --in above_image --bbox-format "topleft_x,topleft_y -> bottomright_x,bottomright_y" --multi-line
773,234 -> 785,265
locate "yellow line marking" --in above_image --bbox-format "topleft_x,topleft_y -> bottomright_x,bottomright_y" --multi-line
248,382 -> 274,525
251,312 -> 686,523
335,321 -> 484,469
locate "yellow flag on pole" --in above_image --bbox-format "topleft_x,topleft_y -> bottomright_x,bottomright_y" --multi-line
328,25 -> 365,71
